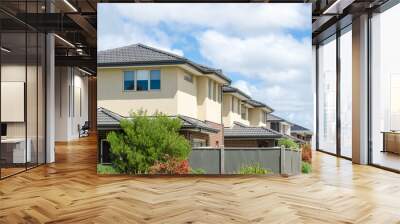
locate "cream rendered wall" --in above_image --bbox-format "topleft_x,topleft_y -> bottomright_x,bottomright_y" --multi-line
97,67 -> 179,117
222,95 -> 233,127
205,98 -> 222,124
222,94 -> 249,127
196,76 -> 222,124
281,123 -> 291,135
249,108 -> 266,127
176,69 -> 197,118
196,76 -> 208,121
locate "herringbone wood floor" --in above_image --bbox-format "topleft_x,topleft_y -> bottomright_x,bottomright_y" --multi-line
1,135 -> 400,224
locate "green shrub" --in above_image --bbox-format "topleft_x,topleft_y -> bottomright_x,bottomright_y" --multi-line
301,162 -> 312,174
97,164 -> 120,174
238,163 -> 270,175
278,138 -> 299,150
190,168 -> 206,174
106,110 -> 191,174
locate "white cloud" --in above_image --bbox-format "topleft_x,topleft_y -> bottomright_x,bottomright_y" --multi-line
107,3 -> 310,36
197,30 -> 311,83
232,80 -> 253,96
232,79 -> 313,129
98,6 -> 183,55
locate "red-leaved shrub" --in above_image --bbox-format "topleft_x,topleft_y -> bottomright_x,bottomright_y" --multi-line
301,144 -> 312,163
149,156 -> 189,174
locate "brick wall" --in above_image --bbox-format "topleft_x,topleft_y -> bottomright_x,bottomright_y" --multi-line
225,139 -> 258,147
205,121 -> 224,148
181,131 -> 210,146
224,139 -> 276,147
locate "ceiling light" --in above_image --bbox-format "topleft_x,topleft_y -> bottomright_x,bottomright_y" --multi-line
63,0 -> 78,12
78,67 -> 93,76
54,34 -> 75,48
1,47 -> 11,53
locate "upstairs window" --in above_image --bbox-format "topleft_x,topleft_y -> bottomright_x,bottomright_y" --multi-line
213,82 -> 217,101
231,96 -> 235,111
184,74 -> 193,83
123,69 -> 161,91
137,70 -> 149,91
241,105 -> 247,120
237,99 -> 241,114
123,71 -> 135,91
218,85 -> 222,103
150,70 -> 161,90
208,79 -> 212,99
271,122 -> 280,132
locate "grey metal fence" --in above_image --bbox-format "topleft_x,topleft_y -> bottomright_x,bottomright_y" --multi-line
189,147 -> 301,175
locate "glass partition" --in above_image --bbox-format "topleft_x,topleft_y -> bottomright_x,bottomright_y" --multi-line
317,36 -> 337,154
339,27 -> 352,158
371,3 -> 400,171
1,31 -> 28,177
0,2 -> 46,179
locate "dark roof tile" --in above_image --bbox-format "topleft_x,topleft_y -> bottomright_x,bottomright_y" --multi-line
97,107 -> 219,133
224,123 -> 282,139
98,43 -> 231,83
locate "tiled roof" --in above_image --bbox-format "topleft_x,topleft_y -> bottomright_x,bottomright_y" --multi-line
97,43 -> 231,83
224,123 -> 282,139
178,115 -> 219,133
97,107 -> 219,133
284,134 -> 306,144
97,107 -> 123,129
266,114 -> 294,126
222,86 -> 251,99
291,124 -> 311,132
245,99 -> 273,112
266,113 -> 284,122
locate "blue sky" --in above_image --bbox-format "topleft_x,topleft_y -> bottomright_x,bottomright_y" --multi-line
98,4 -> 313,129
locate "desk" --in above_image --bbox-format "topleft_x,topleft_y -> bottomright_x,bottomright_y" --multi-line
382,132 -> 400,154
1,138 -> 31,163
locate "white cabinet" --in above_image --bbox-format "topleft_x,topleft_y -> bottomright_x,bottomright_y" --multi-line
1,138 -> 31,163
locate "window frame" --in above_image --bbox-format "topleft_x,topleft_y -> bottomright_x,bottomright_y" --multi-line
150,70 -> 161,90
123,70 -> 136,91
241,104 -> 247,120
122,69 -> 161,92
208,79 -> 212,99
237,99 -> 241,114
231,96 -> 235,112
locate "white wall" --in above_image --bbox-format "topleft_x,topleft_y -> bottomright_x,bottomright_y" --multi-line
55,67 -> 89,141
